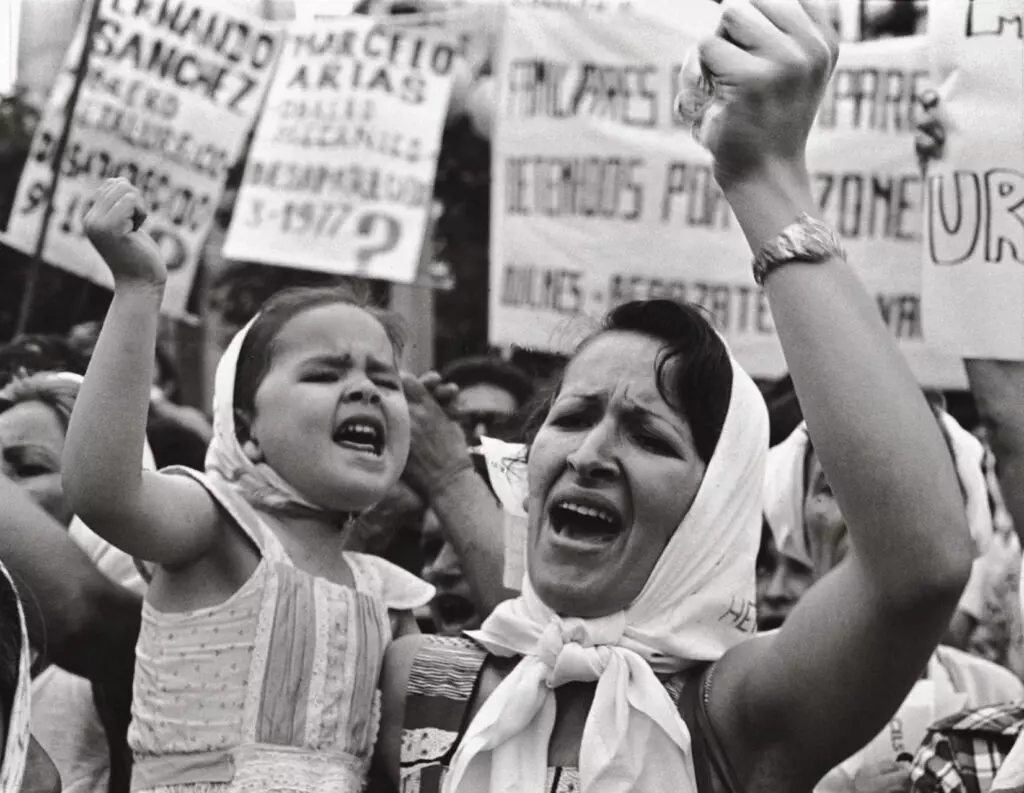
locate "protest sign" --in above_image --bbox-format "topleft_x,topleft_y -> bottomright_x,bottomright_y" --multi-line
222,16 -> 457,284
808,34 -> 964,387
488,7 -> 967,388
1,0 -> 281,317
921,0 -> 1024,359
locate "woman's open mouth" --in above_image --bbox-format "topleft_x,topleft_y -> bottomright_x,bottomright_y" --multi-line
333,416 -> 385,456
548,497 -> 624,547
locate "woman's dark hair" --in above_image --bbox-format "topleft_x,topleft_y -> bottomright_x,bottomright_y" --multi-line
233,285 -> 406,441
526,300 -> 733,464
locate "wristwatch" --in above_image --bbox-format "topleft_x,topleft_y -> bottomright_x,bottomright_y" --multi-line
752,214 -> 845,287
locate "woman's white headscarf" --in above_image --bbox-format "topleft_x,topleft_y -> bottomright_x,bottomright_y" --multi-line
444,353 -> 769,793
0,559 -> 32,791
205,318 -> 349,522
764,413 -> 993,568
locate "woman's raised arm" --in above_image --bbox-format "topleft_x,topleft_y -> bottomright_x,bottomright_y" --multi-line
699,0 -> 972,783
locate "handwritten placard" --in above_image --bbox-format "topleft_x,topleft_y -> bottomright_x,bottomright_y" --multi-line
222,16 -> 457,283
1,0 -> 281,317
921,0 -> 1024,359
808,35 -> 964,386
488,7 -> 966,388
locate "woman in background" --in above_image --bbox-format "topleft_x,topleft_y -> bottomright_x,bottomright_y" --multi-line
0,371 -> 143,793
0,555 -> 62,793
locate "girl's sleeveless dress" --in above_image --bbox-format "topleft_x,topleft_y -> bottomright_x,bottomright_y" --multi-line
128,468 -> 433,793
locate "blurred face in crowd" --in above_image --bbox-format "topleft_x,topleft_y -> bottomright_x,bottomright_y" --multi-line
755,528 -> 815,631
453,383 -> 519,445
526,332 -> 706,618
420,510 -> 481,636
0,402 -> 73,527
755,449 -> 848,630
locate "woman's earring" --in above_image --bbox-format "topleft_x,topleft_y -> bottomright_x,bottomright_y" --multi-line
242,440 -> 264,463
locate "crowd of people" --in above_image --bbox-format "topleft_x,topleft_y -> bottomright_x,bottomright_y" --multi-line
2,1 -> 1023,792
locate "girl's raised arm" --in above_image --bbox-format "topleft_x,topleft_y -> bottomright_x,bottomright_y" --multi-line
63,178 -> 219,567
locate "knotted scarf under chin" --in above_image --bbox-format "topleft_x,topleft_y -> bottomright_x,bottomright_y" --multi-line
445,611 -> 695,793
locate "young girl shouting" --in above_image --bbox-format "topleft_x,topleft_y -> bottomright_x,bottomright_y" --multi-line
63,178 -> 433,793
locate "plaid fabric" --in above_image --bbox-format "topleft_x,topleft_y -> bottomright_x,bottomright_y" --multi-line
910,704 -> 1024,793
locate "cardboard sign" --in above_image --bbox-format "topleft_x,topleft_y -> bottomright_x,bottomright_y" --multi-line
2,0 -> 281,316
223,16 -> 457,283
921,0 -> 1024,359
488,7 -> 967,388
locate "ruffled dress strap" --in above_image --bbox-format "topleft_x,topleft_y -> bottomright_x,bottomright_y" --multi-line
344,553 -> 434,611
162,466 -> 291,565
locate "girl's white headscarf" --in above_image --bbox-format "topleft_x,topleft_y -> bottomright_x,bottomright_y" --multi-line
205,318 -> 348,521
764,413 -> 993,568
0,559 -> 32,792
444,354 -> 768,793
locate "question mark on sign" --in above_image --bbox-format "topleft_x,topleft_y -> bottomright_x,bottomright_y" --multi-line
148,227 -> 188,273
355,212 -> 401,271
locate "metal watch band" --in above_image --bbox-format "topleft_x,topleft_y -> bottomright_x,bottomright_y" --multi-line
751,213 -> 845,287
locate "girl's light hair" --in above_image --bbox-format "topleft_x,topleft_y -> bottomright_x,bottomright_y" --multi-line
0,372 -> 81,431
